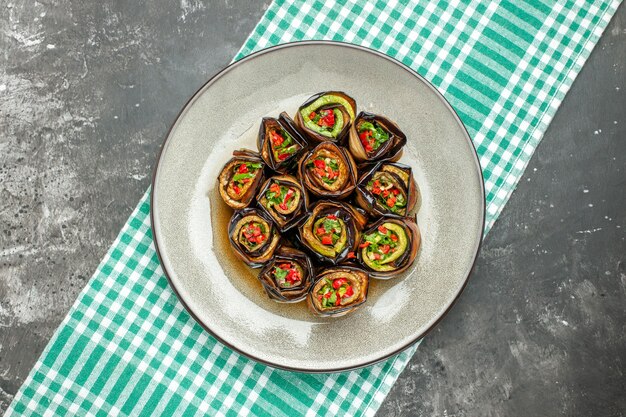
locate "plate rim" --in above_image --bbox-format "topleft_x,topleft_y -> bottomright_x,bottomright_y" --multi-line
150,40 -> 486,373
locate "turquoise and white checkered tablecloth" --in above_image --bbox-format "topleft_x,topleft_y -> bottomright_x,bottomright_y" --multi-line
6,0 -> 621,416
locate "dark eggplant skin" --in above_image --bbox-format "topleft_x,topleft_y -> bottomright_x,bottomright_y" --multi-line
257,112 -> 309,174
356,216 -> 421,279
355,162 -> 418,218
258,247 -> 315,303
295,91 -> 357,145
298,200 -> 368,265
298,141 -> 358,200
347,111 -> 407,163
217,149 -> 266,210
307,266 -> 369,317
228,208 -> 281,268
256,174 -> 309,232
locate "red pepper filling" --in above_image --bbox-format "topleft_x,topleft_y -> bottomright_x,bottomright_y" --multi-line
367,179 -> 407,213
270,130 -> 284,147
273,262 -> 302,288
316,277 -> 354,308
308,156 -> 340,185
315,215 -> 342,246
230,162 -> 262,196
361,224 -> 403,265
241,222 -> 267,248
359,130 -> 375,153
309,109 -> 335,128
265,182 -> 298,212
269,129 -> 299,162
357,121 -> 389,155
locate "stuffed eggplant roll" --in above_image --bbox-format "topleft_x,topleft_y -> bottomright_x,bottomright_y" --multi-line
257,112 -> 308,173
257,175 -> 308,232
299,142 -> 358,199
307,267 -> 369,317
228,208 -> 280,268
355,162 -> 418,217
217,149 -> 265,210
295,91 -> 356,144
258,247 -> 314,303
357,216 -> 420,279
348,111 -> 406,163
299,201 -> 367,265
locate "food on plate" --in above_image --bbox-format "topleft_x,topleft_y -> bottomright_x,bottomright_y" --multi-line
257,112 -> 308,173
355,162 -> 418,217
348,111 -> 407,162
257,175 -> 308,232
216,92 -> 422,315
298,201 -> 367,265
295,91 -> 356,143
307,267 -> 369,317
357,216 -> 421,279
228,208 -> 280,268
258,247 -> 314,303
298,142 -> 358,199
217,149 -> 265,209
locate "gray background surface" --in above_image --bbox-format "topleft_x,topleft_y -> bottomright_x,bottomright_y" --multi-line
0,1 -> 624,415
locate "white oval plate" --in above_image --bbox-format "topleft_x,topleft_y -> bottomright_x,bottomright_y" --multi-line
151,41 -> 485,372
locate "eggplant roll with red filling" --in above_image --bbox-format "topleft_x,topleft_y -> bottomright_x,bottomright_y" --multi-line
299,142 -> 358,199
257,112 -> 308,173
217,149 -> 265,210
256,174 -> 308,232
298,201 -> 367,265
258,247 -> 314,303
307,267 -> 369,317
357,216 -> 421,279
348,111 -> 406,163
228,208 -> 281,268
295,91 -> 356,144
355,162 -> 418,217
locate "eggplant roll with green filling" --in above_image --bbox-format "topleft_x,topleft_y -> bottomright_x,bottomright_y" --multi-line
218,149 -> 265,210
299,141 -> 358,199
256,174 -> 308,232
295,91 -> 356,144
348,111 -> 407,163
258,247 -> 314,303
257,112 -> 308,173
307,267 -> 369,317
299,201 -> 367,265
228,208 -> 281,268
355,162 -> 418,217
357,216 -> 421,279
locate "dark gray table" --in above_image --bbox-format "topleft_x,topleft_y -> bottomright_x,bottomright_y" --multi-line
1,2 -> 624,415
